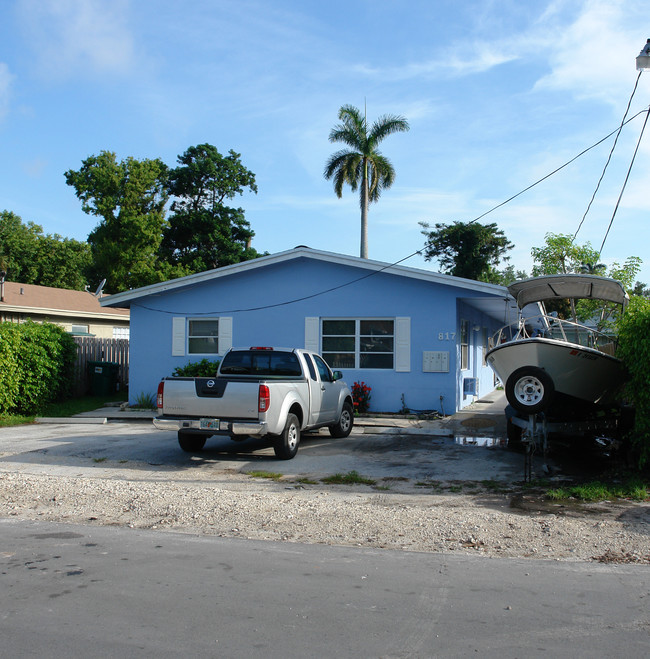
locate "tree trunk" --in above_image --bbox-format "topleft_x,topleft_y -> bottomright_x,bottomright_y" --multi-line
360,159 -> 369,259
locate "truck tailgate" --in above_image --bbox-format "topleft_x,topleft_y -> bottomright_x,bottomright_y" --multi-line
161,378 -> 260,419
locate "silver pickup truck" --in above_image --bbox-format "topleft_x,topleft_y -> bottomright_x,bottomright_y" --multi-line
154,347 -> 354,459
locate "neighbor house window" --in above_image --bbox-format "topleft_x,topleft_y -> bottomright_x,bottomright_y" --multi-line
113,327 -> 130,339
188,319 -> 219,354
460,319 -> 469,370
322,319 -> 394,369
71,324 -> 89,335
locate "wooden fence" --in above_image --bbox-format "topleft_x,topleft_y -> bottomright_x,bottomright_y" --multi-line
73,337 -> 129,396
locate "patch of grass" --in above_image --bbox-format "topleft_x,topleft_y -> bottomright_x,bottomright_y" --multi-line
321,470 -> 376,486
546,478 -> 650,502
415,480 -> 442,489
92,457 -> 107,463
0,414 -> 36,427
296,477 -> 318,485
373,484 -> 391,491
248,470 -> 284,481
447,484 -> 463,493
481,479 -> 512,494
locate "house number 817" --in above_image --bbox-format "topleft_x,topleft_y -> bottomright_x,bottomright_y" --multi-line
438,332 -> 456,340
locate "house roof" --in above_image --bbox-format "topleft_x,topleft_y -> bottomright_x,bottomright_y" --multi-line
0,281 -> 130,321
100,246 -> 513,317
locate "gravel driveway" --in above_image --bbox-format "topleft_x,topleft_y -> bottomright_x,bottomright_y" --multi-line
1,396 -> 649,564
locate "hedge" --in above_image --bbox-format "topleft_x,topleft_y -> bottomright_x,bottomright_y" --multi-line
617,296 -> 650,467
0,321 -> 77,415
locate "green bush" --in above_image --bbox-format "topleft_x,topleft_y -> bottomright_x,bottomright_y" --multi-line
0,321 -> 77,415
172,358 -> 221,377
617,296 -> 650,467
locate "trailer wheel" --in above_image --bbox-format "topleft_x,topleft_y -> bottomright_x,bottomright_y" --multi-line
178,431 -> 207,453
506,367 -> 554,414
329,402 -> 354,438
273,413 -> 300,460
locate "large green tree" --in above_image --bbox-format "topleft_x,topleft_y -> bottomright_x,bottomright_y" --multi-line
324,105 -> 409,259
0,210 -> 90,290
530,233 -> 600,276
531,232 -> 642,328
161,144 -> 261,273
420,220 -> 513,282
65,151 -> 179,292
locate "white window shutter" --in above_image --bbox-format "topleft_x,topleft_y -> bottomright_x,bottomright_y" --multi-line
304,317 -> 319,352
220,316 -> 233,354
172,317 -> 186,356
395,317 -> 411,372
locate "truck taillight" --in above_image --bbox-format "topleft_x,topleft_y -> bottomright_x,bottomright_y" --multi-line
156,381 -> 164,408
258,384 -> 270,413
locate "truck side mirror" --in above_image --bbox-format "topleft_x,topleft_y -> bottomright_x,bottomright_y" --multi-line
332,370 -> 343,381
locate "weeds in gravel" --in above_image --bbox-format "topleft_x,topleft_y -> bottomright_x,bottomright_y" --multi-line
481,479 -> 512,494
546,478 -> 650,502
296,477 -> 318,485
321,470 -> 375,486
248,471 -> 284,481
415,480 -> 442,489
93,457 -> 107,463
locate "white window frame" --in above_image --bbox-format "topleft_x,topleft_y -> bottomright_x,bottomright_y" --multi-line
321,318 -> 396,370
172,316 -> 232,357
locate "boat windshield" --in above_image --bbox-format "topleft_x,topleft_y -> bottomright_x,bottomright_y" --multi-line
490,314 -> 618,356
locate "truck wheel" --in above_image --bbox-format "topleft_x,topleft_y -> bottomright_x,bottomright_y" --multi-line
505,367 -> 554,414
273,413 -> 300,460
178,431 -> 207,453
329,402 -> 354,438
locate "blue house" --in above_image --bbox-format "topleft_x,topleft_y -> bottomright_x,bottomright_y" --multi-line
102,247 -> 516,414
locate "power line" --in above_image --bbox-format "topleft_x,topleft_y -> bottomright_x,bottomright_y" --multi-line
134,109 -> 650,316
574,71 -> 644,240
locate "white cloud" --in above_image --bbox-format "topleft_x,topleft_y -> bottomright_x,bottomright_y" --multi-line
532,0 -> 648,105
17,0 -> 135,79
352,43 -> 518,82
0,62 -> 13,121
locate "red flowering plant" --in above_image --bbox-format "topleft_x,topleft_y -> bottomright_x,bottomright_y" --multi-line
351,381 -> 372,414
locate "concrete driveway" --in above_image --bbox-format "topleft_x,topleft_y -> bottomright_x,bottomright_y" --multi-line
0,390 -> 547,486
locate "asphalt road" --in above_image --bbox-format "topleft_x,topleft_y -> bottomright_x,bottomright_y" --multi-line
1,518 -> 648,658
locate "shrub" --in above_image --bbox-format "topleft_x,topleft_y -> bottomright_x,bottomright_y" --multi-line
351,381 -> 372,414
617,296 -> 650,467
0,321 -> 76,415
173,358 -> 221,377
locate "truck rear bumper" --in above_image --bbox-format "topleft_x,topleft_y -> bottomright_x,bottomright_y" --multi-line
153,416 -> 267,436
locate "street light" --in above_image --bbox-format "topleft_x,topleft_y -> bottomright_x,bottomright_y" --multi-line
636,38 -> 650,70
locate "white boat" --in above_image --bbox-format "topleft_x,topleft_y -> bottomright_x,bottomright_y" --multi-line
486,274 -> 629,414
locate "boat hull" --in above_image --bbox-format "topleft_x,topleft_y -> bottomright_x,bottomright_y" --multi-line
486,338 -> 626,409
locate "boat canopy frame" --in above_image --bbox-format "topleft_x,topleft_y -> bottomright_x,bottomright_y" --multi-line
507,274 -> 629,310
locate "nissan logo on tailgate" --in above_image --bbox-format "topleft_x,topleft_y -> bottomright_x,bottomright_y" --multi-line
206,380 -> 215,388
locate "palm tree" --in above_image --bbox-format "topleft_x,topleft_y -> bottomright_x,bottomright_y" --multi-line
324,104 -> 409,259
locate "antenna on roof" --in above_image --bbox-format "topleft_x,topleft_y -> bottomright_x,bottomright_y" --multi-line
94,279 -> 106,298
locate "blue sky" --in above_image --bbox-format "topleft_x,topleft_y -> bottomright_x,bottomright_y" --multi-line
1,0 -> 650,285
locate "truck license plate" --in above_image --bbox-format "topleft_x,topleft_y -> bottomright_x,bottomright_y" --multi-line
199,418 -> 220,430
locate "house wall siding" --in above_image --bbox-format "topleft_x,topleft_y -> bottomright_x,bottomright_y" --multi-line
128,257 -> 503,412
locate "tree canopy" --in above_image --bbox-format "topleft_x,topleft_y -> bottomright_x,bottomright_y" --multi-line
0,210 -> 90,290
420,220 -> 514,282
65,151 -> 178,293
324,105 -> 409,259
161,144 -> 262,272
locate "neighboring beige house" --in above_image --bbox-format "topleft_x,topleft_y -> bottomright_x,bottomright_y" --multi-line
0,281 -> 130,338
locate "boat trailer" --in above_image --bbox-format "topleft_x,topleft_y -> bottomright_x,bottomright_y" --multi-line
507,408 -> 623,481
